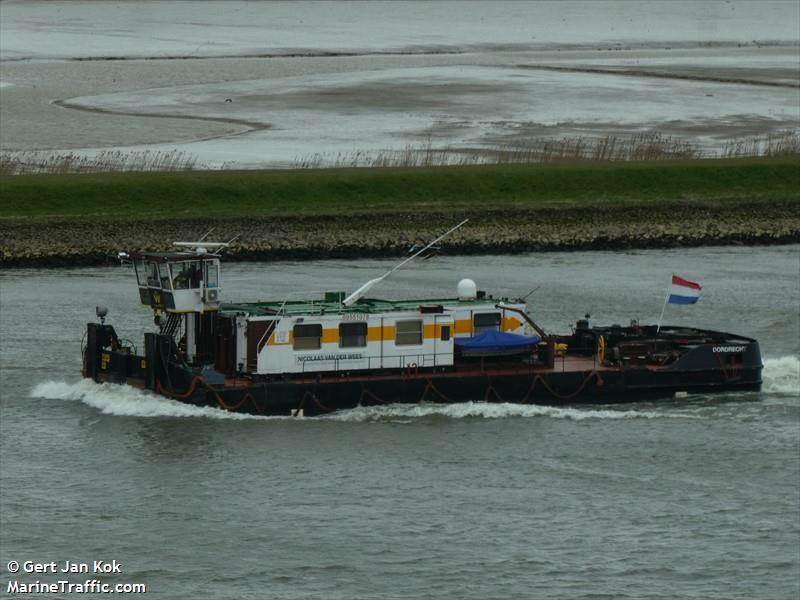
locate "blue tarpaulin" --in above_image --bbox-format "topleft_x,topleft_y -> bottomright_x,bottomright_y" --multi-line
454,330 -> 540,352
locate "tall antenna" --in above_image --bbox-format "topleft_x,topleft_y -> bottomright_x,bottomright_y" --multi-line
173,241 -> 231,254
216,234 -> 240,255
197,228 -> 215,242
342,219 -> 469,307
173,233 -> 239,254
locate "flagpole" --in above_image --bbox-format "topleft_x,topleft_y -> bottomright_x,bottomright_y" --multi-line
656,274 -> 672,334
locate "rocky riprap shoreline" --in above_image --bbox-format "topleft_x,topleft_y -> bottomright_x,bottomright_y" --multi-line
2,203 -> 798,268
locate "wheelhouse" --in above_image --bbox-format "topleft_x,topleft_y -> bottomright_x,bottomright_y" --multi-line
132,252 -> 222,313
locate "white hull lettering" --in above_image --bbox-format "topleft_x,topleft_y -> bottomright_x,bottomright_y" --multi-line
297,353 -> 363,363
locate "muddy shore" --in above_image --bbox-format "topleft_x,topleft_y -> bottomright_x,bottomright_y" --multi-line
2,203 -> 798,268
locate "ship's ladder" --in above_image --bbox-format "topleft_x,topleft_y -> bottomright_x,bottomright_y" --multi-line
160,313 -> 182,339
247,319 -> 278,373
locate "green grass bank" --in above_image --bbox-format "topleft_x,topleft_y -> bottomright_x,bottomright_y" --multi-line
1,156 -> 799,220
1,157 -> 798,267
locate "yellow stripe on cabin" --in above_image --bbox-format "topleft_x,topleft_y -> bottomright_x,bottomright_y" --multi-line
367,326 -> 385,342
502,317 -> 522,331
266,321 -> 456,348
454,319 -> 472,335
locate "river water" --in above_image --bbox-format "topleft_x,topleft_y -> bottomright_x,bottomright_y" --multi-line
1,246 -> 798,599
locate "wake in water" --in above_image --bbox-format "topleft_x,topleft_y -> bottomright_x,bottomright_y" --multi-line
29,380 -> 696,422
30,356 -> 797,421
762,356 -> 800,395
324,402 -> 700,422
30,380 -> 261,420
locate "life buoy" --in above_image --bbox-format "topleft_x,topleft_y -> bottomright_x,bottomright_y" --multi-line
597,335 -> 606,364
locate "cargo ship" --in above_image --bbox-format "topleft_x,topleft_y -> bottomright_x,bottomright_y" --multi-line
82,225 -> 762,416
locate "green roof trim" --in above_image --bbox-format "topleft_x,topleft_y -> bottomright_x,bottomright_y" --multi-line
220,295 -> 513,317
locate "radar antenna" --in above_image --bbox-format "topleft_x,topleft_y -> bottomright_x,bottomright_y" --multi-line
342,219 -> 469,307
172,234 -> 238,255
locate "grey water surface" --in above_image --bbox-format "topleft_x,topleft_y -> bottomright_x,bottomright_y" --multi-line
1,246 -> 798,599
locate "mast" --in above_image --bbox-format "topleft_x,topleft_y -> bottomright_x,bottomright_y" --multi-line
342,219 -> 469,307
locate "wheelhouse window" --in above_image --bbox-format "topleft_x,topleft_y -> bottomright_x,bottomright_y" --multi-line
205,261 -> 219,288
293,324 -> 322,350
396,320 -> 423,346
339,322 -> 367,348
172,261 -> 202,290
473,312 -> 501,334
146,262 -> 160,287
134,259 -> 147,286
158,263 -> 173,290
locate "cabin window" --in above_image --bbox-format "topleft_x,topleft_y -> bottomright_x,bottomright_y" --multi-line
396,320 -> 423,346
473,312 -> 501,334
205,261 -> 219,288
441,325 -> 451,341
134,259 -> 147,286
158,263 -> 173,290
293,324 -> 322,350
146,262 -> 160,287
339,322 -> 367,348
172,261 -> 202,289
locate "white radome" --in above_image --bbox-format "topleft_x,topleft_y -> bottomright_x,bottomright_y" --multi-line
457,278 -> 477,300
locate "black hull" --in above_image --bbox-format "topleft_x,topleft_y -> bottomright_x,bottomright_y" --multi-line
88,351 -> 761,418
84,324 -> 763,417
152,370 -> 761,417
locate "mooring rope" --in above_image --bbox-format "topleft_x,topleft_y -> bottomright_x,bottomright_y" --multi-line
292,394 -> 306,417
156,376 -> 201,399
419,377 -> 452,403
519,375 -> 538,403
302,390 -> 335,413
715,353 -> 741,382
156,367 -> 606,413
534,370 -> 604,401
156,375 -> 261,413
483,375 -> 503,402
360,384 -> 388,405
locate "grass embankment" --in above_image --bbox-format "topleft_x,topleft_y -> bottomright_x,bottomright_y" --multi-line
1,157 -> 798,266
2,156 -> 799,219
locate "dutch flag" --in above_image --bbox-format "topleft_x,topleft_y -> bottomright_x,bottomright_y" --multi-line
668,274 -> 702,305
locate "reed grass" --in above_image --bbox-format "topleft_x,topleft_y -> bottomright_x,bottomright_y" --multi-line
294,131 -> 799,169
721,131 -> 800,158
1,132 -> 797,176
0,149 -> 200,176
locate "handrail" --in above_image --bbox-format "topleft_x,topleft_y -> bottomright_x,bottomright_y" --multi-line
495,303 -> 548,340
291,353 -> 545,382
496,302 -> 554,369
256,319 -> 279,354
276,289 -> 341,316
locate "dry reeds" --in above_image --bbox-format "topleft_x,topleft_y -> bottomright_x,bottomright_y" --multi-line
721,131 -> 800,158
292,131 -> 799,169
2,132 -> 797,175
0,149 -> 200,176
